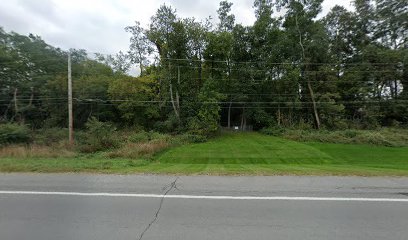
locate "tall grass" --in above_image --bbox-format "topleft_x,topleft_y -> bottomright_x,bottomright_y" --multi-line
278,128 -> 408,147
0,144 -> 76,158
105,140 -> 170,159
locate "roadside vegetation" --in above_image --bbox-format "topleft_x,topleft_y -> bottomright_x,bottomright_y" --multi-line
261,127 -> 408,147
1,0 -> 407,175
1,125 -> 408,176
0,120 -> 205,160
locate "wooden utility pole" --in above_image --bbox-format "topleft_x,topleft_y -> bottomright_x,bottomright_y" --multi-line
13,88 -> 18,116
68,52 -> 74,145
13,88 -> 19,123
176,66 -> 180,113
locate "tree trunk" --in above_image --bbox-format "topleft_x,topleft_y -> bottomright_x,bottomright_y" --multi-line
169,82 -> 179,120
13,88 -> 18,114
307,80 -> 320,129
158,76 -> 164,109
139,64 -> 143,77
13,88 -> 23,123
29,87 -> 34,106
295,14 -> 320,129
198,58 -> 203,90
168,63 -> 180,121
2,101 -> 11,121
139,52 -> 143,77
243,114 -> 247,131
176,66 -> 180,113
227,101 -> 232,128
240,107 -> 245,131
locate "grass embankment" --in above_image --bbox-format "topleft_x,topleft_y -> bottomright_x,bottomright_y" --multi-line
1,132 -> 408,176
280,128 -> 408,147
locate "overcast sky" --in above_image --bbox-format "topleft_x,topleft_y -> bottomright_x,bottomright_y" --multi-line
0,0 -> 353,55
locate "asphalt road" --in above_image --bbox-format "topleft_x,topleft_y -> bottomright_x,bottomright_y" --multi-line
0,174 -> 408,240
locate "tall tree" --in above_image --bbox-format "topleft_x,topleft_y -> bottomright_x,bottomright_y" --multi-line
125,22 -> 154,76
217,0 -> 235,32
277,0 -> 325,129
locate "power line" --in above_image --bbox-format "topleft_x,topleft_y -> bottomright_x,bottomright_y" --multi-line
168,76 -> 403,83
0,99 -> 397,104
161,57 -> 403,66
166,65 -> 401,73
71,98 -> 408,104
0,93 -> 389,102
57,102 -> 403,110
1,55 -> 404,66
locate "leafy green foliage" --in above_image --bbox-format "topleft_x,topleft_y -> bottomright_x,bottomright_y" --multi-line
1,0 -> 407,135
108,73 -> 159,127
32,128 -> 68,145
80,117 -> 118,153
260,126 -> 286,136
188,78 -> 224,136
128,131 -> 170,143
274,128 -> 408,147
0,123 -> 31,145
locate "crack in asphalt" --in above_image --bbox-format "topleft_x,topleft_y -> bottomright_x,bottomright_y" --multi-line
138,177 -> 179,240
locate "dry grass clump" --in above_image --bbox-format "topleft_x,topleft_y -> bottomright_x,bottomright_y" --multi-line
0,144 -> 76,158
106,140 -> 170,159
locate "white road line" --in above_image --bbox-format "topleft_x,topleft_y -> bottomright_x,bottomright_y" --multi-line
0,191 -> 407,202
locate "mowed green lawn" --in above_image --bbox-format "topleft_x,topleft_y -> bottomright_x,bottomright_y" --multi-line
1,132 -> 408,176
153,132 -> 408,176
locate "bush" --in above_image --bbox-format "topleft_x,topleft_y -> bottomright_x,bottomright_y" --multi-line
128,131 -> 150,143
153,114 -> 180,133
270,128 -> 407,147
174,134 -> 207,144
128,131 -> 171,143
356,132 -> 395,147
260,126 -> 286,137
0,123 -> 31,145
149,131 -> 170,141
33,128 -> 68,145
106,140 -> 170,159
80,117 -> 119,153
342,129 -> 358,138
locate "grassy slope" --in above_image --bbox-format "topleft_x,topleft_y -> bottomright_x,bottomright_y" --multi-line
1,132 -> 408,176
158,133 -> 333,164
153,132 -> 408,176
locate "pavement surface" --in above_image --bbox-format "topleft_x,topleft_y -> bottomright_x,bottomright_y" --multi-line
0,174 -> 408,240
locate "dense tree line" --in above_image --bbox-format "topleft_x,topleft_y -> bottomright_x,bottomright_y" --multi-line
1,0 -> 407,135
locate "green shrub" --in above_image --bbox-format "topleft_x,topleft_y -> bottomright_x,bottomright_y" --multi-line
80,117 -> 119,153
105,140 -> 170,159
261,126 -> 286,137
275,128 -> 406,147
128,131 -> 150,143
33,128 -> 68,145
149,131 -> 170,141
331,119 -> 349,130
356,132 -> 395,147
128,131 -> 171,143
295,119 -> 314,130
342,129 -> 358,138
175,134 -> 207,144
153,114 -> 180,133
0,123 -> 31,145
